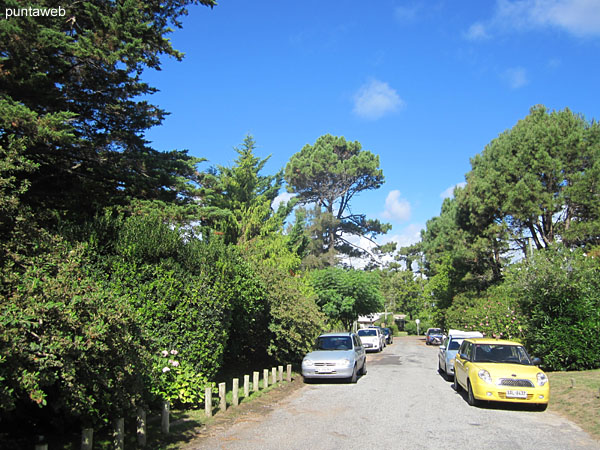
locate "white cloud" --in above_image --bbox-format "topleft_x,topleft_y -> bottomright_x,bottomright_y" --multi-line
468,0 -> 600,39
503,67 -> 529,89
352,79 -> 405,120
440,182 -> 467,199
383,223 -> 424,249
382,190 -> 411,222
464,22 -> 490,40
271,192 -> 295,210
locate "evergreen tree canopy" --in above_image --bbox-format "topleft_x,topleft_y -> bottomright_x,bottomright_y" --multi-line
284,134 -> 390,265
0,0 -> 215,228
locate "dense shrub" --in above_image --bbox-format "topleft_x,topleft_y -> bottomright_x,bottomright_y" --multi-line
444,287 -> 526,341
505,246 -> 600,371
0,239 -> 151,432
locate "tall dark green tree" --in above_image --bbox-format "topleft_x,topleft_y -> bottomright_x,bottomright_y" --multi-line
464,105 -> 600,253
0,0 -> 215,230
201,135 -> 292,244
284,134 -> 390,266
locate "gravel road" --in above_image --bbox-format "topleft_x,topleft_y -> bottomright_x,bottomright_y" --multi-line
190,336 -> 599,450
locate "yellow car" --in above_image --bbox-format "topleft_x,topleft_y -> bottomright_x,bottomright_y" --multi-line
453,338 -> 549,410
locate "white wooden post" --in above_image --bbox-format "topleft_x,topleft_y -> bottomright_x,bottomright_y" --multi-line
161,400 -> 170,434
137,407 -> 147,447
232,378 -> 239,406
278,365 -> 283,382
81,428 -> 93,450
272,367 -> 277,385
244,374 -> 250,398
113,417 -> 124,450
34,436 -> 47,450
263,369 -> 269,389
205,387 -> 212,417
286,364 -> 292,382
253,371 -> 259,392
219,382 -> 226,412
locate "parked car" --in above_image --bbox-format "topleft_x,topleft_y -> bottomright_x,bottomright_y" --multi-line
382,327 -> 393,344
357,328 -> 382,352
438,329 -> 483,379
425,328 -> 443,345
301,332 -> 367,383
453,338 -> 549,410
368,325 -> 387,348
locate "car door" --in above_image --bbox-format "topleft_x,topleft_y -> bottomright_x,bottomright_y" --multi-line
439,337 -> 448,370
454,341 -> 471,388
353,334 -> 365,366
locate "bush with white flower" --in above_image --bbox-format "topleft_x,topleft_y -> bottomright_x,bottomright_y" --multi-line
151,349 -> 213,408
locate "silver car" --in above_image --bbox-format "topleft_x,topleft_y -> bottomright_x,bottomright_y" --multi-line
438,330 -> 483,379
301,332 -> 367,383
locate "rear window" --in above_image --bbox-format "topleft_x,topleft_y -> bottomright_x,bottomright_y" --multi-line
316,336 -> 352,351
358,329 -> 376,336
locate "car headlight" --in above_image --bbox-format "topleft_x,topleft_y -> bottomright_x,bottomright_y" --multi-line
449,358 -> 455,365
537,372 -> 548,386
303,359 -> 314,367
478,369 -> 492,384
338,358 -> 352,368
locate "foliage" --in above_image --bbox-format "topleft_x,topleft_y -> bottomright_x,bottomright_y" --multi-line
241,233 -> 325,364
465,105 -> 600,253
201,135 -> 292,245
309,267 -> 384,330
379,267 -> 425,320
151,349 -> 213,408
504,246 -> 600,371
0,238 -> 151,429
0,0 -> 215,228
443,288 -> 526,341
284,134 -> 390,265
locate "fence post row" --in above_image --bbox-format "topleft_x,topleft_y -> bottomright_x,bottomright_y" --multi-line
232,378 -> 239,406
219,382 -> 227,412
205,387 -> 212,417
39,363 -> 294,447
161,400 -> 170,434
137,406 -> 147,447
253,371 -> 259,392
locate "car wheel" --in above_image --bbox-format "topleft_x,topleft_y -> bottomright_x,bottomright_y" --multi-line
453,375 -> 462,392
438,360 -> 447,379
349,365 -> 358,384
361,359 -> 367,375
467,381 -> 480,407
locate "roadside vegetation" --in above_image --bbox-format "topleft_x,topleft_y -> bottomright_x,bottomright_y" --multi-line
1,0 -> 599,446
548,370 -> 600,440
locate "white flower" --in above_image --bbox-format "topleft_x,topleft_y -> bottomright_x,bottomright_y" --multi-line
162,367 -> 170,373
170,349 -> 178,355
169,360 -> 180,367
161,350 -> 169,357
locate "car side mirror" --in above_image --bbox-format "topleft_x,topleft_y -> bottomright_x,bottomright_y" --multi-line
532,357 -> 542,366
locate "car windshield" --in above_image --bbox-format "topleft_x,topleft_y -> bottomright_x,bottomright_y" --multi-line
429,329 -> 442,335
358,329 -> 376,337
473,344 -> 533,364
315,336 -> 352,351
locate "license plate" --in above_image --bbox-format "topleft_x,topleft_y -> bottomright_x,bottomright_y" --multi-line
505,390 -> 527,399
364,343 -> 372,348
316,369 -> 333,374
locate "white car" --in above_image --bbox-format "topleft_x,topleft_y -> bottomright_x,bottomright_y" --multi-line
358,328 -> 382,352
438,329 -> 483,379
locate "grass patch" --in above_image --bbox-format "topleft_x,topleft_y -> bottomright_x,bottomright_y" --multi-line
548,369 -> 600,440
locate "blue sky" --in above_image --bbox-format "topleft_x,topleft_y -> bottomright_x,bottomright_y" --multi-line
144,0 -> 600,251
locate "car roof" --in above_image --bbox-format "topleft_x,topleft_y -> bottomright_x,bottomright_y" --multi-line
464,338 -> 523,346
318,332 -> 353,337
448,330 -> 484,338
